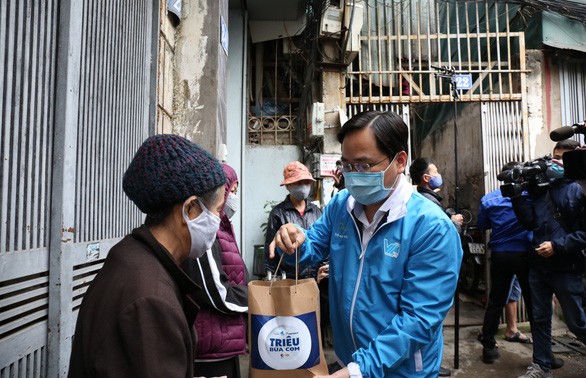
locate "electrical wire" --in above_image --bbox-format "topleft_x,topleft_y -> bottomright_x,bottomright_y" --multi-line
440,0 -> 586,24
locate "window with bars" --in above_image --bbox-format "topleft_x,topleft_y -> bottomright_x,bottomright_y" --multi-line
247,39 -> 306,145
345,0 -> 526,104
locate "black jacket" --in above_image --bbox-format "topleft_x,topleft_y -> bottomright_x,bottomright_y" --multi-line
511,179 -> 586,273
264,195 -> 323,278
417,186 -> 462,233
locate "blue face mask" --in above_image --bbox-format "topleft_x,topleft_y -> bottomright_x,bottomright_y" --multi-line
428,174 -> 443,189
343,154 -> 398,205
547,163 -> 565,179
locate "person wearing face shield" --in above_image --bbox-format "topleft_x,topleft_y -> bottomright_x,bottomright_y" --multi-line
182,163 -> 248,378
264,161 -> 323,279
268,111 -> 462,378
68,134 -> 226,378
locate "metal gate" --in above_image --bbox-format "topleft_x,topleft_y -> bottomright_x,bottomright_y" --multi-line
480,100 -> 531,322
0,0 -> 159,376
481,101 -> 528,193
559,60 -> 586,133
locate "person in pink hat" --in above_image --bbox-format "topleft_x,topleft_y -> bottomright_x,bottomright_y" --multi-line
263,161 -> 323,279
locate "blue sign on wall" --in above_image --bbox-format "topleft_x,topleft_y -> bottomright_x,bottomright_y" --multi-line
454,74 -> 473,90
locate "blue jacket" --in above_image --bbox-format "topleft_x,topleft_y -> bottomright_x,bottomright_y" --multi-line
284,176 -> 462,377
477,188 -> 532,252
511,179 -> 586,273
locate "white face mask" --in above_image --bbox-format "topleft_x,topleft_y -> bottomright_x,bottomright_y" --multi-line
224,193 -> 238,219
182,199 -> 221,259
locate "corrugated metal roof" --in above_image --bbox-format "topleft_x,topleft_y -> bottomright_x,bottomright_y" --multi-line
542,10 -> 586,53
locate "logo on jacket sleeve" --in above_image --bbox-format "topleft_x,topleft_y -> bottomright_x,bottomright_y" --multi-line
384,239 -> 400,258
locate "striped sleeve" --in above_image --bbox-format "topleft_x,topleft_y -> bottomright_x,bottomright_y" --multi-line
185,241 -> 248,314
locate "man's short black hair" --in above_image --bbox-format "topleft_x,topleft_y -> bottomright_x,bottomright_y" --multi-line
409,157 -> 434,185
555,139 -> 580,151
337,110 -> 408,157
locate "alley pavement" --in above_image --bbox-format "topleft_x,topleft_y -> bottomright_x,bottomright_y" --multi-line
239,292 -> 586,377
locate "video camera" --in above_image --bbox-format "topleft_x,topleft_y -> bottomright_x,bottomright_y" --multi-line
549,120 -> 586,180
497,155 -> 552,198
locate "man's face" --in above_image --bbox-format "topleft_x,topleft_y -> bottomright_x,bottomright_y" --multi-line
553,148 -> 573,161
340,127 -> 406,191
424,163 -> 440,185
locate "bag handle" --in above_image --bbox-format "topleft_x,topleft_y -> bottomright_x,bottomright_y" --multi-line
269,245 -> 299,294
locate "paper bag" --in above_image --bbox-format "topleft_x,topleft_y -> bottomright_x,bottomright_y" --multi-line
248,278 -> 329,377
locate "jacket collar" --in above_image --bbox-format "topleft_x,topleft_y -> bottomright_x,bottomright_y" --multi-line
282,195 -> 314,211
131,226 -> 200,320
417,185 -> 443,202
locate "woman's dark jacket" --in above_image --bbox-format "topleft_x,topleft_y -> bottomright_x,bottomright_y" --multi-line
68,226 -> 199,378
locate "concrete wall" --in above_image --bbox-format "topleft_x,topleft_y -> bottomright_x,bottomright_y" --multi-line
173,0 -> 229,157
226,5 -> 247,250
243,145 -> 300,276
415,103 -> 485,222
526,50 -> 563,158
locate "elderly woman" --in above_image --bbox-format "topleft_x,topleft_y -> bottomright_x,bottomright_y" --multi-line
68,134 -> 226,378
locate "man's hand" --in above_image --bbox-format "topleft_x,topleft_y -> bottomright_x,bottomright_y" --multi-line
269,223 -> 306,257
451,213 -> 464,226
317,264 -> 329,284
535,241 -> 555,258
314,367 -> 349,378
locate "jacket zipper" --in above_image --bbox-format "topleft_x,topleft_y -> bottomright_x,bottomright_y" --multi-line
347,208 -> 390,350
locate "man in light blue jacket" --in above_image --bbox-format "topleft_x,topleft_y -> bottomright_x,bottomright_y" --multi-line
270,110 -> 462,377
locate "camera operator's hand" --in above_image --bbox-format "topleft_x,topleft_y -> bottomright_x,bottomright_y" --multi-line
535,241 -> 555,258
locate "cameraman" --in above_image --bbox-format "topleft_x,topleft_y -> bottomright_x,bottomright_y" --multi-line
510,139 -> 586,378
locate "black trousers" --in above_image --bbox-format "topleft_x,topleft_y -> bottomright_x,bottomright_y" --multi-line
193,355 -> 241,378
481,251 -> 533,349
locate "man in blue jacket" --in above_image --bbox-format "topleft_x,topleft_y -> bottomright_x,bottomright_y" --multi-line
269,110 -> 463,377
477,162 -> 534,364
511,140 -> 586,378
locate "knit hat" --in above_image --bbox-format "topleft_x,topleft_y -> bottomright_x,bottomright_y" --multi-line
123,134 -> 226,214
280,161 -> 316,186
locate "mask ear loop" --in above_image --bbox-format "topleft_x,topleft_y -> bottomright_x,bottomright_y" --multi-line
269,243 -> 299,295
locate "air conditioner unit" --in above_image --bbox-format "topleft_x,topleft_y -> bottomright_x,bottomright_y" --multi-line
309,102 -> 325,138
